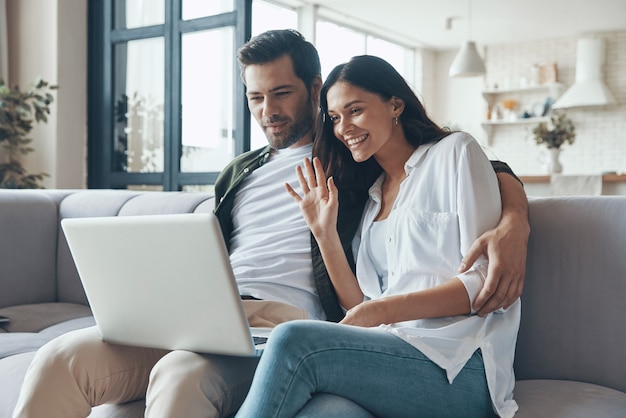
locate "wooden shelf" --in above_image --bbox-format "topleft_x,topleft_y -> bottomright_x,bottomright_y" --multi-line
519,174 -> 626,184
481,117 -> 549,144
482,83 -> 564,107
604,174 -> 626,183
481,83 -> 563,144
481,117 -> 549,126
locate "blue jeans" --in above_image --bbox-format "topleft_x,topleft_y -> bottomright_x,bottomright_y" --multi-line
295,393 -> 375,418
237,320 -> 495,418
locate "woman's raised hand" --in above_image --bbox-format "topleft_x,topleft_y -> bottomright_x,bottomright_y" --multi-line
285,157 -> 339,240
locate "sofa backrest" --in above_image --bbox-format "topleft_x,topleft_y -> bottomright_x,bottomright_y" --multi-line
0,190 -> 70,308
56,190 -> 215,305
0,189 -> 217,309
514,196 -> 626,393
4,190 -> 625,392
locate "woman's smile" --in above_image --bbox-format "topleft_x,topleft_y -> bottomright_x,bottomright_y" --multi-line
345,133 -> 368,147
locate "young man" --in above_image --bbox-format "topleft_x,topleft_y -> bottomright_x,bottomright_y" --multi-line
13,29 -> 529,418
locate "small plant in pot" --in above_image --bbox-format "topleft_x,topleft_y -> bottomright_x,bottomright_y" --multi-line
532,111 -> 576,149
532,111 -> 576,173
0,77 -> 57,188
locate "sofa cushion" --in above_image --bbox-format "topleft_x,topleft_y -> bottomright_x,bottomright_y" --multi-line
515,197 -> 626,393
57,190 -> 144,305
0,191 -> 59,308
514,379 -> 626,417
0,303 -> 92,333
0,316 -> 96,359
116,192 -> 213,216
55,191 -> 215,306
0,351 -> 36,418
88,401 -> 145,418
193,197 -> 215,214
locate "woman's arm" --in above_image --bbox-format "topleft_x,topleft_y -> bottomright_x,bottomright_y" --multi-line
285,157 -> 364,309
460,171 -> 530,316
341,278 -> 470,326
343,136 -> 502,327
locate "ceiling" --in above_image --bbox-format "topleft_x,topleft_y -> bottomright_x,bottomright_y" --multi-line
299,0 -> 626,50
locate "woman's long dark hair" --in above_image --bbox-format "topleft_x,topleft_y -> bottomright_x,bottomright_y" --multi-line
313,55 -> 450,192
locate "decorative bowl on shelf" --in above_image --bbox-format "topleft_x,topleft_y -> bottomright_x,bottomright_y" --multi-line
501,99 -> 517,110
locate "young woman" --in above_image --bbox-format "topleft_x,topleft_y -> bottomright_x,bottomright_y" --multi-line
236,55 -> 520,418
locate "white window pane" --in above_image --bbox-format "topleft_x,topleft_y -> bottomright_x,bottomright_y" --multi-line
181,28 -> 235,172
252,0 -> 298,36
113,38 -> 165,173
367,36 -> 405,76
116,0 -> 164,29
315,21 -> 366,79
250,0 -> 298,149
251,118 -> 268,150
182,0 -> 234,21
367,36 -> 415,87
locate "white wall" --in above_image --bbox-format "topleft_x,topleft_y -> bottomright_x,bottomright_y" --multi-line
6,0 -> 86,189
6,2 -> 625,185
429,49 -> 486,148
435,31 -> 626,176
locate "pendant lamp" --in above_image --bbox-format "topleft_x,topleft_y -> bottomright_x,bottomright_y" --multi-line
449,0 -> 485,77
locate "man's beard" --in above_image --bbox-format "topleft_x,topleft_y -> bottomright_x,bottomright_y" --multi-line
263,101 -> 315,150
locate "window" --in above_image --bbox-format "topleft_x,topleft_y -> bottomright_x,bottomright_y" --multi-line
315,20 -> 415,86
88,0 -> 251,190
88,0 -> 414,191
249,0 -> 298,149
252,0 -> 297,35
180,27 -> 235,174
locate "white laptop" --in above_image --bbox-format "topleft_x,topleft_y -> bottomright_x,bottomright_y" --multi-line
61,213 -> 270,357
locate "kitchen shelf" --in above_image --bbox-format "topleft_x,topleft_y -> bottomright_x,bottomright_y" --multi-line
481,83 -> 563,143
481,117 -> 549,144
481,117 -> 550,126
482,83 -> 564,108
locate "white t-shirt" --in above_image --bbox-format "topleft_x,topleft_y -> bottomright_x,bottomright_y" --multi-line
363,219 -> 389,293
354,132 -> 520,417
229,143 -> 325,320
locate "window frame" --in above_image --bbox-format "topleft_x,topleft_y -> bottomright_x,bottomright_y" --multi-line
87,0 -> 415,190
87,0 -> 252,190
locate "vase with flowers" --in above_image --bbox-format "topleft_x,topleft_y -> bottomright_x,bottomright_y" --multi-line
532,111 -> 575,173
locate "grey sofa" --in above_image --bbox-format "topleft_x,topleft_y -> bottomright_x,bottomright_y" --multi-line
0,189 -> 214,418
1,190 -> 625,417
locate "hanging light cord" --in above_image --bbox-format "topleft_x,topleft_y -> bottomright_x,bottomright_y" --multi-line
467,0 -> 472,40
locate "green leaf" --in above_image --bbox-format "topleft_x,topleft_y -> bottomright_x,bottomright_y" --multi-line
0,77 -> 56,189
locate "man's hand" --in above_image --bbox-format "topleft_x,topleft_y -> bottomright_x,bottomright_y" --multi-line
461,171 -> 530,316
460,216 -> 529,316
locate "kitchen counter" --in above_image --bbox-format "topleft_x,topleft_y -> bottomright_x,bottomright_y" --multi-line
520,174 -> 626,196
519,174 -> 626,183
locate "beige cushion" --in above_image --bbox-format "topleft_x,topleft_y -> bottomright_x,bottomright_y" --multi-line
0,302 -> 91,333
515,379 -> 626,417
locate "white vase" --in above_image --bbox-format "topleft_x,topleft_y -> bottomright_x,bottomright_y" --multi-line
545,148 -> 563,173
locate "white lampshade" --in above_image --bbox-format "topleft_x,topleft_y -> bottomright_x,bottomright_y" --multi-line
449,41 -> 486,77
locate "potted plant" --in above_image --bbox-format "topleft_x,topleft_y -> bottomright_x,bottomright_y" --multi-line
532,111 -> 576,173
0,78 -> 57,188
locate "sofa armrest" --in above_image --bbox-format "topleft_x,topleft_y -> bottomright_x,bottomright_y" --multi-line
0,191 -> 59,308
515,196 -> 626,393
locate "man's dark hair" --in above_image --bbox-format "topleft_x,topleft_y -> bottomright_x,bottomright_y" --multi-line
237,29 -> 321,90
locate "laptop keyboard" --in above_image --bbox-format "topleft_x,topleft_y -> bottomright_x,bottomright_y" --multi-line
253,336 -> 268,346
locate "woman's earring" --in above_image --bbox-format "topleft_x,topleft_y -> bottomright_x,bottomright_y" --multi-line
394,116 -> 399,126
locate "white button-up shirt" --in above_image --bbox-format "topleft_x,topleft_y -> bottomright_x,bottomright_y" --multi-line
353,132 -> 520,417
